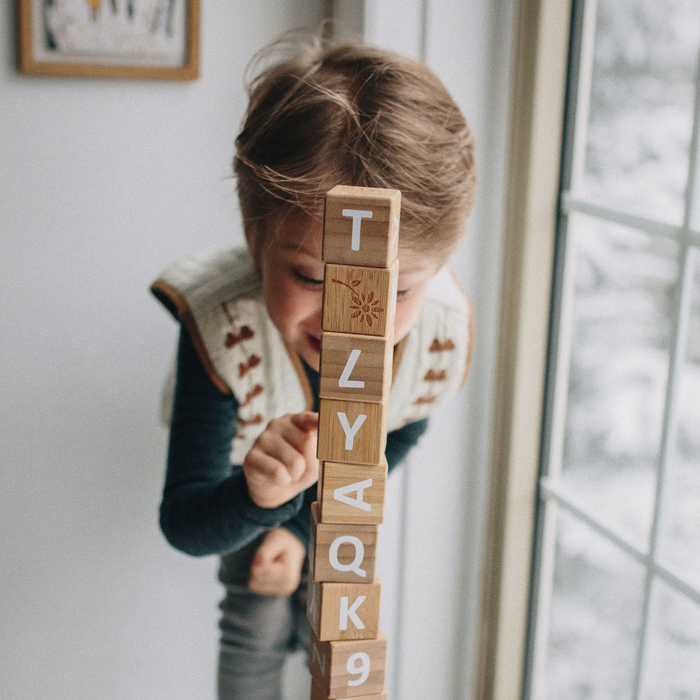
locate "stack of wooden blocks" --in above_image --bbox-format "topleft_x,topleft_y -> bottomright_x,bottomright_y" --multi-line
307,185 -> 401,700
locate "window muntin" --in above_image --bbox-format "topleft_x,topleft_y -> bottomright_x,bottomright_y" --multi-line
578,0 -> 700,226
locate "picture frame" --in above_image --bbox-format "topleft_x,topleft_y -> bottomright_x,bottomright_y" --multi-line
17,0 -> 199,80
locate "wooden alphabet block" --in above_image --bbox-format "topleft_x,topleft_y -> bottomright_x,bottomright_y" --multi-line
319,332 -> 393,404
322,261 -> 398,338
307,579 -> 382,641
317,399 -> 387,466
311,680 -> 389,700
323,185 -> 401,269
309,629 -> 387,698
309,502 -> 379,584
318,459 -> 388,525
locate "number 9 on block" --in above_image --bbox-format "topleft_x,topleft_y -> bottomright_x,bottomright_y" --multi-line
309,629 -> 388,699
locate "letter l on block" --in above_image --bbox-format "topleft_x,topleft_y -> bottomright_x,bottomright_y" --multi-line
338,349 -> 365,388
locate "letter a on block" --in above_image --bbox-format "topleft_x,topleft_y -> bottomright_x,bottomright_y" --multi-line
318,460 -> 388,525
334,479 -> 373,512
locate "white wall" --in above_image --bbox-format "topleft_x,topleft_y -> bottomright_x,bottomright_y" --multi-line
0,1 -> 514,698
0,3 -> 323,700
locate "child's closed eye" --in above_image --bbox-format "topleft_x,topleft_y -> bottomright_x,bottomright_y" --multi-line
294,270 -> 324,288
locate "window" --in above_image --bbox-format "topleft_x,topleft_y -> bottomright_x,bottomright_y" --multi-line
527,0 -> 700,698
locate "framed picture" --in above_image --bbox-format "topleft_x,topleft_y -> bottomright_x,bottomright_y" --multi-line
17,0 -> 199,79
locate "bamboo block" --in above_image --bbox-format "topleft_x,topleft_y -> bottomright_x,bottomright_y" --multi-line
317,399 -> 387,466
309,629 -> 387,699
318,459 -> 388,525
307,579 -> 382,641
322,261 -> 398,338
323,185 -> 401,268
311,680 -> 389,700
319,332 -> 393,404
309,502 -> 379,584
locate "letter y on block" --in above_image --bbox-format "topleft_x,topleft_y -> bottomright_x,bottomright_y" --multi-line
337,412 -> 367,450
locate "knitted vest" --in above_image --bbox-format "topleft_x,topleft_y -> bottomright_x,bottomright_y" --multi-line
152,248 -> 473,464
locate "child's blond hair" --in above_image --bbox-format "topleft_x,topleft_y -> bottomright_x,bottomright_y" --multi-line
234,33 -> 476,262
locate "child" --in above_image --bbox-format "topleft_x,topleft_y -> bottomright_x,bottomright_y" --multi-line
152,34 -> 476,700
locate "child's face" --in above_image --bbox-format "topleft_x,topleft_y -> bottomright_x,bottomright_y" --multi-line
255,212 -> 440,371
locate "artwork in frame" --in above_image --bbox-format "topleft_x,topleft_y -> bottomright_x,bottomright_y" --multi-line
17,0 -> 199,79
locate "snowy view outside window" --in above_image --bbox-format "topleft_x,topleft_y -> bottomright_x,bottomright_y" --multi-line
532,0 -> 700,698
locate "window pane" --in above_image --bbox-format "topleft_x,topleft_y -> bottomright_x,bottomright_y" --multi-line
543,509 -> 646,699
658,250 -> 700,589
640,579 -> 700,699
560,214 -> 679,548
581,0 -> 700,224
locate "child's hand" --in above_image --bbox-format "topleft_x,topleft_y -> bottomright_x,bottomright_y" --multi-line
243,411 -> 319,509
248,527 -> 306,596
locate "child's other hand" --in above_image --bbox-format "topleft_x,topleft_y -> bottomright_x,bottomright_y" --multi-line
243,411 -> 319,509
248,527 -> 306,596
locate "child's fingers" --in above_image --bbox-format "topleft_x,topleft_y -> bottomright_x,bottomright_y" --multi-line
290,411 -> 319,433
250,429 -> 308,484
263,417 -> 316,481
248,529 -> 305,596
252,530 -> 287,567
244,447 -> 292,486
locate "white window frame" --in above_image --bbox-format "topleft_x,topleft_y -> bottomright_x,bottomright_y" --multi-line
476,0 -> 573,697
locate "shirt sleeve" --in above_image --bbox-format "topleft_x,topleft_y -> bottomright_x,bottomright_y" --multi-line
159,327 -> 304,556
281,417 -> 429,550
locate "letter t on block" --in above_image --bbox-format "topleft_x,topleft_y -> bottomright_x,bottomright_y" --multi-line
323,185 -> 401,268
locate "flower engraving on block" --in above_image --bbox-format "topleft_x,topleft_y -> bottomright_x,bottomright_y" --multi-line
332,278 -> 385,327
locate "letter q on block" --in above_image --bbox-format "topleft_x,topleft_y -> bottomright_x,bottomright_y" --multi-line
317,399 -> 387,466
309,502 -> 378,583
323,185 -> 401,268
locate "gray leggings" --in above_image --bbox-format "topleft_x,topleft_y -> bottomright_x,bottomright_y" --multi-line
217,535 -> 310,700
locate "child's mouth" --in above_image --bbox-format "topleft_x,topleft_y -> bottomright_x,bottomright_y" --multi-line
307,334 -> 321,354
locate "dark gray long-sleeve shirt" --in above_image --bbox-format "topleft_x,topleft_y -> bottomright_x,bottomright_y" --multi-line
159,328 -> 428,556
